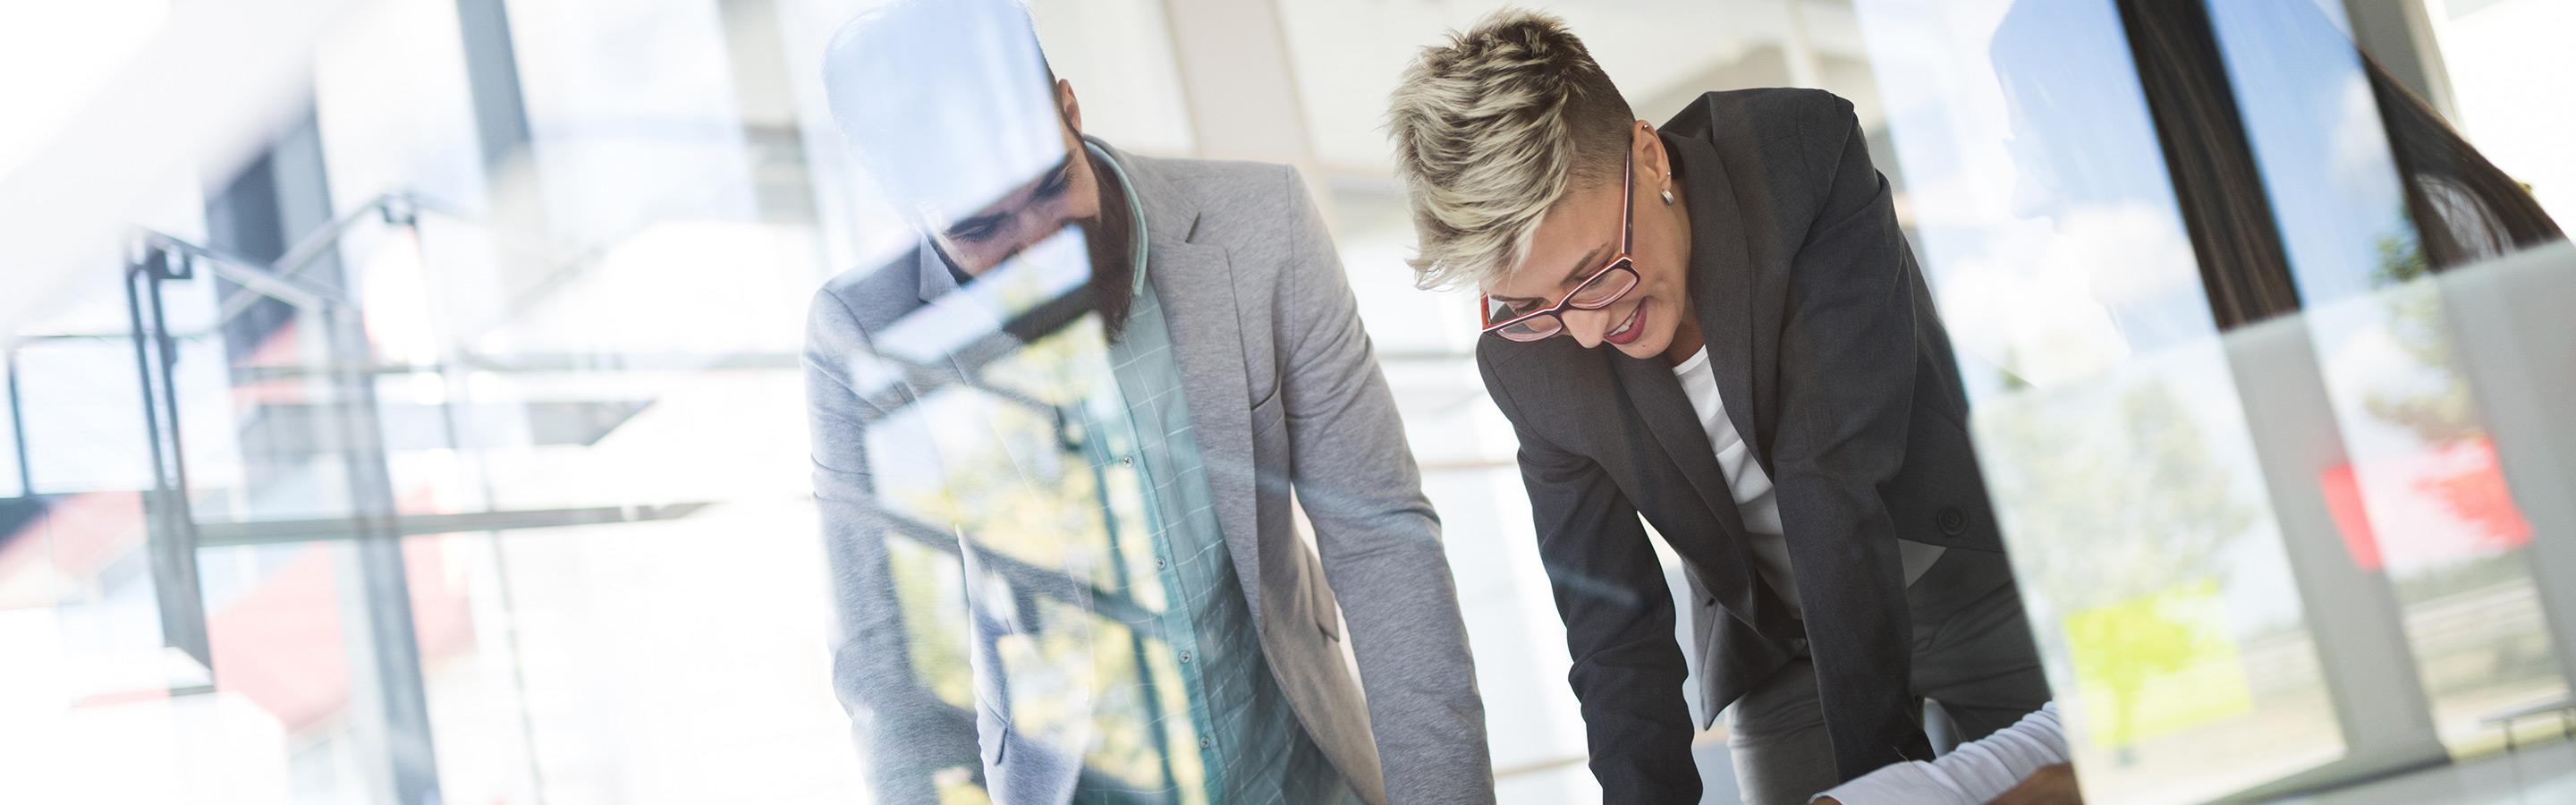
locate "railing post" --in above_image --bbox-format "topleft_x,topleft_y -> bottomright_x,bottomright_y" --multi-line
123,242 -> 214,685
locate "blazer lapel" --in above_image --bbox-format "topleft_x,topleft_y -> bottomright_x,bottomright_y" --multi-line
1114,145 -> 1270,627
1671,133 -> 1767,474
1648,132 -> 1803,638
1612,355 -> 1765,622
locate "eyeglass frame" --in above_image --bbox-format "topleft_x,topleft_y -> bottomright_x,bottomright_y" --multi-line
1478,152 -> 1641,342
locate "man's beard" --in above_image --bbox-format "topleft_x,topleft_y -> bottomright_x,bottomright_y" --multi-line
1075,219 -> 1133,338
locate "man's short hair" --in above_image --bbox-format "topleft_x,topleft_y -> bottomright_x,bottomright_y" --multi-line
1385,9 -> 1634,291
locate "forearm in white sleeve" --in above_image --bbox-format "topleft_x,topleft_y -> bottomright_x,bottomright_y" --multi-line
1813,702 -> 2068,805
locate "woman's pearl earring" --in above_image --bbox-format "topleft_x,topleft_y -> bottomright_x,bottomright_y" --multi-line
1659,188 -> 1675,206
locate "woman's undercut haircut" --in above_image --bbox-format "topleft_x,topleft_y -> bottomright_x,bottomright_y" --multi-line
1385,8 -> 1635,291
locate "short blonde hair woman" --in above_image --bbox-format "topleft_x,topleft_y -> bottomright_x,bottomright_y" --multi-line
1385,11 -> 2048,804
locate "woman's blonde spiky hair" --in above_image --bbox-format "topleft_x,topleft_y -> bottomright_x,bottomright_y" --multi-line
1385,9 -> 1635,291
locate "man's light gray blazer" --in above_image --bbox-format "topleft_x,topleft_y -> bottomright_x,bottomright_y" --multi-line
803,140 -> 1494,804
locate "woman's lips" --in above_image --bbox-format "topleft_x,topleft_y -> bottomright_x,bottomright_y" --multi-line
1603,303 -> 1646,345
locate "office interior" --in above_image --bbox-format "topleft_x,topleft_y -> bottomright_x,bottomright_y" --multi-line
1,0 -> 2572,802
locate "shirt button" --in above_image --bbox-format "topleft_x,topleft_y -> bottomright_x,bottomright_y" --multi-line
1199,736 -> 1213,749
1120,454 -> 1135,467
1155,557 -> 1167,570
1178,650 -> 1193,664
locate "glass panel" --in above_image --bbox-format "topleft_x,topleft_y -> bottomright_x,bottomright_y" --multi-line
1851,1 -> 2347,800
2206,0 -> 2572,762
792,4 -> 1247,801
6,0 -> 1198,801
817,219 -> 1211,802
1969,344 -> 2340,801
2205,0 -> 2405,305
1857,0 -> 2217,397
16,0 -> 2570,802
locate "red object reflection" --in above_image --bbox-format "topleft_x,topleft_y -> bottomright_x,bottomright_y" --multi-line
2319,436 -> 2531,572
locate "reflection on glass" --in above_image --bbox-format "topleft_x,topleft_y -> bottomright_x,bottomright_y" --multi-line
2204,0 -> 2572,759
1857,0 -> 2216,398
802,2 -> 1256,801
1856,1 -> 2341,801
11,0 -> 931,801
11,0 -> 2562,801
1970,348 -> 2340,802
1865,0 -> 2576,801
818,215 -> 1218,802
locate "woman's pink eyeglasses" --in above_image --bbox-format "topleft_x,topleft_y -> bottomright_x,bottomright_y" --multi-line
1479,154 -> 1641,342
